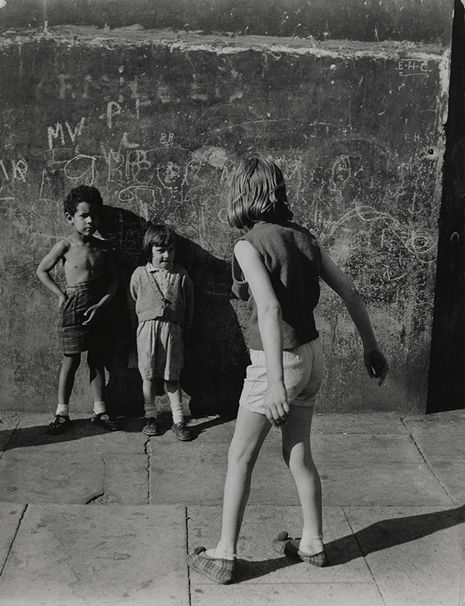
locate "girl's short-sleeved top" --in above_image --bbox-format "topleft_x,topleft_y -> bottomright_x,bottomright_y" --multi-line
232,220 -> 321,350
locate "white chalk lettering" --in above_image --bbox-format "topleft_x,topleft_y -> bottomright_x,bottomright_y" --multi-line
12,158 -> 28,182
64,154 -> 96,185
47,123 -> 65,150
107,101 -> 122,129
57,74 -> 72,100
65,118 -> 85,144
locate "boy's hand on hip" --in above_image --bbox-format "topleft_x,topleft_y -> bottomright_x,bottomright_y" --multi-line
82,304 -> 100,326
364,348 -> 389,386
264,383 -> 290,427
57,293 -> 67,308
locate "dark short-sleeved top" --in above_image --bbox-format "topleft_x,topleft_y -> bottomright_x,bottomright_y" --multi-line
232,221 -> 321,350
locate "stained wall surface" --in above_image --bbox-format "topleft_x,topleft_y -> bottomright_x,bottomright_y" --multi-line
0,0 -> 453,414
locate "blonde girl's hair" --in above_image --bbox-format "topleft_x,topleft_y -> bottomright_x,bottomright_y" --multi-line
226,154 -> 293,229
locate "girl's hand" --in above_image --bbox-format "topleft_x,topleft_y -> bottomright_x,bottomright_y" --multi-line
264,382 -> 290,427
82,304 -> 101,326
364,348 -> 389,386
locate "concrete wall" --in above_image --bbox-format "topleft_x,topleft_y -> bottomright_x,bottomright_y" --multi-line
0,0 -> 453,415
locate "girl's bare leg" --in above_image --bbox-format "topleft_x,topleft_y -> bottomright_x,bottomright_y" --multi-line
215,406 -> 271,556
281,404 -> 323,554
142,379 -> 157,417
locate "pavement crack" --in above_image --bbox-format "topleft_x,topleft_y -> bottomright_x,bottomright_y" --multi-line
145,437 -> 151,505
185,507 -> 192,606
0,504 -> 28,577
400,416 -> 456,503
85,455 -> 106,504
342,506 -> 387,606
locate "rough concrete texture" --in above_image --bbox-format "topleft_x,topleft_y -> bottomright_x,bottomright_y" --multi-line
0,411 -> 463,605
0,0 -> 451,43
0,10 -> 452,415
0,504 -> 188,606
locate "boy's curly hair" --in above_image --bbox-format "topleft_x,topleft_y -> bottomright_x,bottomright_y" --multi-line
143,224 -> 176,262
64,185 -> 104,216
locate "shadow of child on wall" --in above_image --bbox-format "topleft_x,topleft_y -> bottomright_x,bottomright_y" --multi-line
99,206 -> 249,421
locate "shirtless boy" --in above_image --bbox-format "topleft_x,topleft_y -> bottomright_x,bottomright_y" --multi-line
37,185 -> 119,434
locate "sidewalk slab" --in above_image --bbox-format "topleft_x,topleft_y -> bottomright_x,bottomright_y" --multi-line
403,412 -> 465,503
191,583 -> 385,606
5,414 -> 148,455
313,412 -> 407,435
314,434 -> 452,506
101,453 -> 149,505
0,450 -> 104,504
0,504 -> 188,606
344,505 -> 464,606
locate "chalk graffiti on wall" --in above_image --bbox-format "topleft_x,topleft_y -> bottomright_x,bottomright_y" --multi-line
0,80 -> 441,307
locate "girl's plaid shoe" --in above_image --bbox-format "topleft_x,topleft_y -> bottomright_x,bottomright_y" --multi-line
187,546 -> 236,584
272,531 -> 327,567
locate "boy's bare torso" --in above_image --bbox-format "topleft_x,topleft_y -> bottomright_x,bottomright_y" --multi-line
61,235 -> 109,286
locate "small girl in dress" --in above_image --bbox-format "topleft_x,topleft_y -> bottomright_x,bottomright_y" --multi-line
130,224 -> 194,440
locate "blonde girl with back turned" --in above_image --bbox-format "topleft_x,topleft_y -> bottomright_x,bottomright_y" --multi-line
187,154 -> 389,583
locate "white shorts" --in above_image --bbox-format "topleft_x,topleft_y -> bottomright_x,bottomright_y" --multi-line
239,338 -> 324,415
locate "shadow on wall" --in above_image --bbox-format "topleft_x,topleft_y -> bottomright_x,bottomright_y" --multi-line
99,206 -> 248,419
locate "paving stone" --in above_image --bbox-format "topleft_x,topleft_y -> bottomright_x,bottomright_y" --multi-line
313,434 -> 451,506
344,506 -> 465,606
313,412 -> 406,435
403,417 -> 465,503
190,583 -> 385,606
102,453 -> 149,505
0,504 -> 188,606
6,414 -> 148,455
0,450 -> 104,504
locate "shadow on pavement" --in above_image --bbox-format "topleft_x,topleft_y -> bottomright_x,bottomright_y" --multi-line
0,413 -> 233,450
326,505 -> 465,566
235,555 -> 298,581
0,419 -> 117,451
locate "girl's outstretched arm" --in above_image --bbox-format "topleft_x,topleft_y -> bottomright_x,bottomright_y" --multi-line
234,240 -> 289,426
320,247 -> 389,385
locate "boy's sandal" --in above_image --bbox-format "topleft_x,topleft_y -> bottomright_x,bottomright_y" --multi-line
187,546 -> 236,584
91,413 -> 118,431
46,415 -> 71,435
272,531 -> 327,567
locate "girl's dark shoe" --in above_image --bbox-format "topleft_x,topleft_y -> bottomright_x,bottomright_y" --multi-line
171,422 -> 194,441
142,417 -> 162,436
46,415 -> 71,435
91,413 -> 118,431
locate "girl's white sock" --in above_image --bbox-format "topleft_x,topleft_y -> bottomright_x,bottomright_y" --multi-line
93,401 -> 107,416
55,404 -> 69,417
205,542 -> 236,560
299,533 -> 324,555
